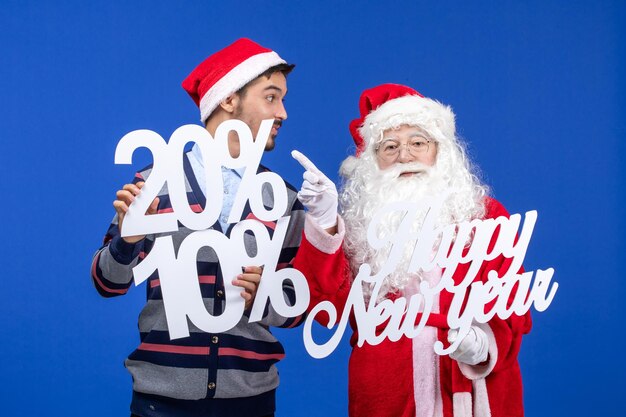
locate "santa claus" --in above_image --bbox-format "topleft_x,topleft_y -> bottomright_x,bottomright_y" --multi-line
292,83 -> 532,417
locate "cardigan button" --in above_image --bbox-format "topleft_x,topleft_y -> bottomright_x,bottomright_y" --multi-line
216,290 -> 224,298
212,336 -> 219,344
208,382 -> 216,390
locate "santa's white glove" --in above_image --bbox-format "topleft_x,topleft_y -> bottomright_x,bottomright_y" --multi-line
448,326 -> 489,366
291,150 -> 338,229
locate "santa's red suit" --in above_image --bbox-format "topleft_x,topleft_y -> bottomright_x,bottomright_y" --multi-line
294,197 -> 532,417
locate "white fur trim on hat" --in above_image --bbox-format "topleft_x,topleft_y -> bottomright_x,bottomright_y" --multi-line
198,51 -> 285,122
358,95 -> 456,150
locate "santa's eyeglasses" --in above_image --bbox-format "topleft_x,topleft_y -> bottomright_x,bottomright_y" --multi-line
376,138 -> 433,160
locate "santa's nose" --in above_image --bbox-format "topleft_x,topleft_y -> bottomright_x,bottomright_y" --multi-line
397,146 -> 415,163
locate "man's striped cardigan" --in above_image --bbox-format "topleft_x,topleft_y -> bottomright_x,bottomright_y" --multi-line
91,151 -> 305,415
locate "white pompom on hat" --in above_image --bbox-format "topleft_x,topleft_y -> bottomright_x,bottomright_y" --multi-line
182,38 -> 293,123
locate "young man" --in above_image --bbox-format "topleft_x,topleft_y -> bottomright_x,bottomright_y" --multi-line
293,84 -> 532,417
91,38 -> 304,417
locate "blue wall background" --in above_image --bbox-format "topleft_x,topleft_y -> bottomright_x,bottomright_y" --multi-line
1,1 -> 624,415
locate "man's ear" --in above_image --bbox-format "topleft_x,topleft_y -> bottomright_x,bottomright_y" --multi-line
219,93 -> 239,114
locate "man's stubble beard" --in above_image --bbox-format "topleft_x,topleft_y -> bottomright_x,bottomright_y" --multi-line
264,135 -> 276,151
233,108 -> 278,152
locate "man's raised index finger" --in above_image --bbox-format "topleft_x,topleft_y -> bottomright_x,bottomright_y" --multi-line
291,150 -> 321,175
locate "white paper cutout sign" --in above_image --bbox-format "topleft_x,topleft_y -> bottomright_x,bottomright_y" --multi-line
113,119 -> 557,356
303,191 -> 558,359
114,119 -> 310,339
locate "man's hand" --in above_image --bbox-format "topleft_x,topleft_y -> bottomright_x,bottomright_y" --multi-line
448,326 -> 489,366
113,181 -> 160,244
291,150 -> 338,230
233,266 -> 263,310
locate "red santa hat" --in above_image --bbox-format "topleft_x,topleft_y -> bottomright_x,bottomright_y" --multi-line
182,38 -> 292,123
349,83 -> 456,156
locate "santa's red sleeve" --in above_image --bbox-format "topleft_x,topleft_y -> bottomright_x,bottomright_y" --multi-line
293,215 -> 353,326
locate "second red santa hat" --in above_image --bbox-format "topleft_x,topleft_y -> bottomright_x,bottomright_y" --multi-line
349,83 -> 456,156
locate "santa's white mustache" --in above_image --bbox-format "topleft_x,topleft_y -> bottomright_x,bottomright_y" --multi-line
381,162 -> 432,179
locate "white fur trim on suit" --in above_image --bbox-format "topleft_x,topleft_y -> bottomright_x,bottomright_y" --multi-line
409,266 -> 444,417
358,95 -> 456,150
303,214 -> 345,254
198,51 -> 285,122
412,326 -> 441,417
453,392 -> 473,417
457,323 -> 498,380
472,378 -> 492,417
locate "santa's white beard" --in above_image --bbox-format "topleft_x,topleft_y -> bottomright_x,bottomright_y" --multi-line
341,159 -> 483,301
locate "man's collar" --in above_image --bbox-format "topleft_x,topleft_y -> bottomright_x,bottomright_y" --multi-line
191,142 -> 245,177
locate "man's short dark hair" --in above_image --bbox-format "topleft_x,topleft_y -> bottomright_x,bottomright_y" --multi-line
238,63 -> 295,98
